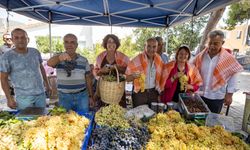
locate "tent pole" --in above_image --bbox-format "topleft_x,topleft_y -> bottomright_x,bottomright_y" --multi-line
165,28 -> 169,56
49,11 -> 52,57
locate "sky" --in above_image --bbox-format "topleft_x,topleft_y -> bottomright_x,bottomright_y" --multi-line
0,8 -> 135,43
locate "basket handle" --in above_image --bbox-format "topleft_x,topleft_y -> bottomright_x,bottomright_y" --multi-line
114,65 -> 120,83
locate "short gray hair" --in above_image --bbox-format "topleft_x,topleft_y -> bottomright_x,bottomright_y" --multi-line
208,30 -> 225,39
11,28 -> 28,37
155,36 -> 163,43
63,33 -> 78,42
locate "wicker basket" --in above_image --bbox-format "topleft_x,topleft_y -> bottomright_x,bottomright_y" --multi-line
99,66 -> 125,104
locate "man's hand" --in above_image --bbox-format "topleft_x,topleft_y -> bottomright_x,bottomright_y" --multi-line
45,84 -> 52,97
7,97 -> 17,109
126,72 -> 141,82
89,97 -> 95,108
224,93 -> 233,106
59,53 -> 72,62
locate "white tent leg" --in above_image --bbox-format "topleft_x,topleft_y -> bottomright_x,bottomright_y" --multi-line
49,11 -> 52,57
165,28 -> 169,56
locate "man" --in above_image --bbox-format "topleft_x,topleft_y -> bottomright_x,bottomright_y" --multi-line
0,33 -> 14,54
126,38 -> 164,107
156,36 -> 168,63
47,34 -> 94,113
0,33 -> 15,96
192,30 -> 243,113
0,28 -> 51,110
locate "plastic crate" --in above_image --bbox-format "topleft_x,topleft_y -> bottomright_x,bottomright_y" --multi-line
179,93 -> 210,119
77,111 -> 95,150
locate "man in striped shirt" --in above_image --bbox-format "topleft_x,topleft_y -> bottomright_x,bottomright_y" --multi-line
48,34 -> 94,113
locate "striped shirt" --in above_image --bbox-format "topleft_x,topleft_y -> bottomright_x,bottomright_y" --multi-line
56,54 -> 90,93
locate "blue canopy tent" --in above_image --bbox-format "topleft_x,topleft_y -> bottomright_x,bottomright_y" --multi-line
0,0 -> 239,27
0,0 -> 240,54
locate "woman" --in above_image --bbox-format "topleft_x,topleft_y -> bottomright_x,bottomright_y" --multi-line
95,34 -> 130,107
161,45 -> 202,104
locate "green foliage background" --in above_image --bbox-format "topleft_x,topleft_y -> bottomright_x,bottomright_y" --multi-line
35,16 -> 208,63
225,0 -> 250,30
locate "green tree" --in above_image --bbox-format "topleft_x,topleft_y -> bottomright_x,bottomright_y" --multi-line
119,36 -> 138,58
133,28 -> 165,51
225,0 -> 250,30
78,43 -> 104,64
36,35 -> 64,54
132,15 -> 209,54
169,15 -> 209,52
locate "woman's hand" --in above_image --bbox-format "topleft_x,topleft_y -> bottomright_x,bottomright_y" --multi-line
171,72 -> 184,82
100,65 -> 112,74
185,84 -> 193,91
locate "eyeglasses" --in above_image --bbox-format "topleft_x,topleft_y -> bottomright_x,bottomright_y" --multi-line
4,38 -> 12,41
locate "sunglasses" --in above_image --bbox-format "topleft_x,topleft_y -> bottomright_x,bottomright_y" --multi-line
4,38 -> 12,41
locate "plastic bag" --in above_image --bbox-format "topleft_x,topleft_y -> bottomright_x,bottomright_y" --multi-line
125,105 -> 155,119
205,113 -> 235,132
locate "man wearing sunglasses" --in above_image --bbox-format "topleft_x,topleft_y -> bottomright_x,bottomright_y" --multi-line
0,33 -> 14,54
0,33 -> 15,97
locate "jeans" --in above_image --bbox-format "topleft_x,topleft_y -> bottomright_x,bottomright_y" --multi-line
16,93 -> 46,110
58,90 -> 89,113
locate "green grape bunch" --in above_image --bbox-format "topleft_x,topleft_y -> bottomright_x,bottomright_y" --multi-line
95,104 -> 130,128
179,74 -> 188,91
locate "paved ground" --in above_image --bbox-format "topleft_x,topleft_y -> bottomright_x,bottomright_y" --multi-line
221,71 -> 250,131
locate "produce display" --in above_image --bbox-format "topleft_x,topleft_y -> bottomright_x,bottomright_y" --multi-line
0,111 -> 21,126
0,111 -> 90,150
146,110 -> 250,150
49,106 -> 67,115
102,74 -> 126,82
95,104 -> 130,128
183,97 -> 208,113
179,73 -> 188,91
0,111 -> 15,120
89,122 -> 149,150
91,104 -> 150,150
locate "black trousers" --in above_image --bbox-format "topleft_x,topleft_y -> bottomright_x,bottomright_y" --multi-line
132,88 -> 159,108
201,96 -> 224,113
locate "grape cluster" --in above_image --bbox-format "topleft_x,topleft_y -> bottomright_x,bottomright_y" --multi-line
89,122 -> 150,150
63,60 -> 77,77
95,104 -> 130,128
102,75 -> 126,82
49,106 -> 67,116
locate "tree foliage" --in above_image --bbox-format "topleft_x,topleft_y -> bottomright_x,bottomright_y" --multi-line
78,43 -> 104,64
225,0 -> 250,30
132,16 -> 209,54
119,36 -> 139,58
79,36 -> 139,64
36,35 -> 64,53
133,28 -> 165,51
